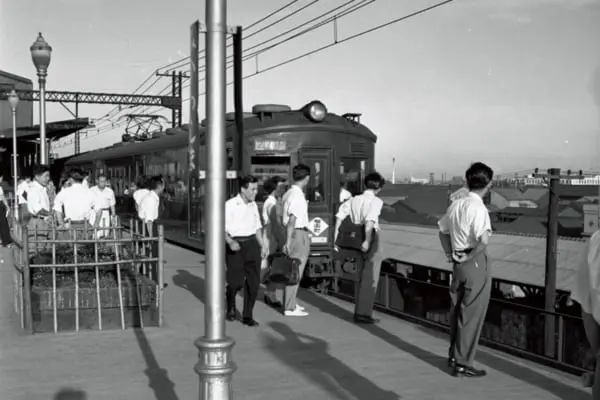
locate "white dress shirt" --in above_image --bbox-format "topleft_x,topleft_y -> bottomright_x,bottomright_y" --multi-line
336,189 -> 383,231
17,180 -> 30,205
438,192 -> 491,251
225,194 -> 262,237
262,195 -> 277,225
133,188 -> 151,208
572,230 -> 600,324
138,191 -> 160,223
27,181 -> 50,216
339,188 -> 352,204
53,183 -> 95,222
282,184 -> 309,229
90,186 -> 116,210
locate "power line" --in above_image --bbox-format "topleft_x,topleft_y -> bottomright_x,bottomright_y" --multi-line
60,0 -> 454,150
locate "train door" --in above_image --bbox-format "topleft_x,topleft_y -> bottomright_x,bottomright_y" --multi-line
299,148 -> 333,251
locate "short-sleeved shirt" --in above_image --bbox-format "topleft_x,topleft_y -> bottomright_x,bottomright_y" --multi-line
225,194 -> 262,237
339,188 -> 352,204
282,184 -> 309,229
138,191 -> 160,223
336,189 -> 383,231
26,181 -> 50,216
17,180 -> 30,205
133,189 -> 151,208
90,186 -> 116,210
53,183 -> 95,222
437,192 -> 491,251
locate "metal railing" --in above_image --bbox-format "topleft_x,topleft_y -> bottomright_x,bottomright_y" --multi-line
13,218 -> 165,333
330,263 -> 592,374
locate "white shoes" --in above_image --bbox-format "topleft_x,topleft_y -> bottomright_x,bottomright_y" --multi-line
284,305 -> 308,317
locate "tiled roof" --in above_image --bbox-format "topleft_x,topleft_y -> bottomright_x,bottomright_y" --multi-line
375,223 -> 585,292
378,184 -> 461,216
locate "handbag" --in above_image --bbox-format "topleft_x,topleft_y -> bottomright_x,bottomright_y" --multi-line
335,216 -> 365,251
267,252 -> 301,286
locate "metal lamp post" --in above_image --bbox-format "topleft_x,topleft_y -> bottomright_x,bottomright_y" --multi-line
8,90 -> 19,219
194,0 -> 236,399
30,32 -> 52,164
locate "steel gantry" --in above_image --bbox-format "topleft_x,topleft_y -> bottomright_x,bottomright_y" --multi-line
0,88 -> 182,154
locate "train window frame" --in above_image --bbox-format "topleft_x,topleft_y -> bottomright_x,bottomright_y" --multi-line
299,148 -> 332,212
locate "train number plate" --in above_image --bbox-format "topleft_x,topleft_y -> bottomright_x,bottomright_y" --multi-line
311,236 -> 327,244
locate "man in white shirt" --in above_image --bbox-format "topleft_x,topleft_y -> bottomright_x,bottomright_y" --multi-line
133,176 -> 150,213
225,175 -> 267,327
90,175 -> 116,238
138,176 -> 164,236
54,168 -> 95,231
281,164 -> 311,317
339,178 -> 352,204
261,176 -> 286,307
438,162 -> 494,378
334,172 -> 385,324
26,165 -> 52,244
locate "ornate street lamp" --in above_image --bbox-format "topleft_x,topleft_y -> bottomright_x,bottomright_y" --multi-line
8,89 -> 20,219
30,32 -> 52,164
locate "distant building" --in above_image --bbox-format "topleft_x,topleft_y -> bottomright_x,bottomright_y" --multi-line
0,70 -> 34,131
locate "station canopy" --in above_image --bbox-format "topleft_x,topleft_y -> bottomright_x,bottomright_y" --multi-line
0,117 -> 90,141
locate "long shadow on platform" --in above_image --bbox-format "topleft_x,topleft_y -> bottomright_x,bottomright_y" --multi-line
133,328 -> 180,400
53,388 -> 87,400
262,321 -> 401,400
297,290 -> 451,375
173,269 -> 205,302
416,327 -> 590,400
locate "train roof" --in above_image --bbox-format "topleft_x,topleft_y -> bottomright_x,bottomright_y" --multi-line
66,103 -> 376,163
66,130 -> 191,164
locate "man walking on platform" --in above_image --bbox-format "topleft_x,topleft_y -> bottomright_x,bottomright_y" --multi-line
225,175 -> 266,327
334,172 -> 385,324
282,164 -> 311,317
438,162 -> 494,378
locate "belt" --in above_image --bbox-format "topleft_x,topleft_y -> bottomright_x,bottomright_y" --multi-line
455,248 -> 474,254
295,227 -> 309,231
232,235 -> 256,242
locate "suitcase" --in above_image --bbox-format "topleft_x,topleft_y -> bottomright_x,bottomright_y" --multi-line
267,252 -> 301,286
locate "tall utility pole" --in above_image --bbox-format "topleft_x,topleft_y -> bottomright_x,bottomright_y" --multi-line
542,168 -> 560,358
194,0 -> 236,399
233,25 -> 243,174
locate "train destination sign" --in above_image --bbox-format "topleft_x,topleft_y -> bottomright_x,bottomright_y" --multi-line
254,140 -> 286,152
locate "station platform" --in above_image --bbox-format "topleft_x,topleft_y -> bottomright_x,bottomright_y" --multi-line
0,244 -> 591,400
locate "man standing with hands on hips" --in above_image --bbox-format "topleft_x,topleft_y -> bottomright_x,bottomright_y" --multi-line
438,162 -> 494,378
225,175 -> 267,327
281,164 -> 311,317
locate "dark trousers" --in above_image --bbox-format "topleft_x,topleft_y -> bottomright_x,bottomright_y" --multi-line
0,203 -> 13,246
226,236 -> 261,320
449,251 -> 491,367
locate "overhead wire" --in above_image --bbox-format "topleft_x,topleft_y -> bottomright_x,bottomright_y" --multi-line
59,0 -> 453,150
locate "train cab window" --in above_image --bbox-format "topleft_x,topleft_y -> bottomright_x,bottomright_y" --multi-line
340,158 -> 367,196
307,161 -> 325,203
250,156 -> 290,202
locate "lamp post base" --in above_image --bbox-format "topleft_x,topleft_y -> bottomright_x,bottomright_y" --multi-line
194,336 -> 236,400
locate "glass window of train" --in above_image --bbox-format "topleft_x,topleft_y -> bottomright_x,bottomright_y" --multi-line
307,160 -> 326,203
341,158 -> 365,196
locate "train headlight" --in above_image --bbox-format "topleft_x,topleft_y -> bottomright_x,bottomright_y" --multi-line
303,101 -> 327,122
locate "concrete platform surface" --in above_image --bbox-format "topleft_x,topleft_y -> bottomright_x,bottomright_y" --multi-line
0,244 -> 591,400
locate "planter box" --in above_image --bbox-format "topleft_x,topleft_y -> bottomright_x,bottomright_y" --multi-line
31,274 -> 158,333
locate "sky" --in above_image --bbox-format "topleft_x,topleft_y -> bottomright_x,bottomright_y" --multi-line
1,0 -> 599,179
